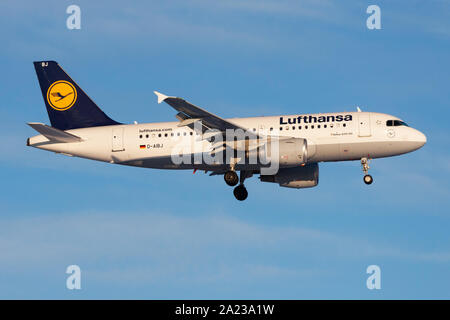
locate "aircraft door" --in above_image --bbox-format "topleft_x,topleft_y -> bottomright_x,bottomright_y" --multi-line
112,127 -> 125,152
358,113 -> 372,137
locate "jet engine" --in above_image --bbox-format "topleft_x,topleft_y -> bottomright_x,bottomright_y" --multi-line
255,137 -> 308,166
260,163 -> 319,188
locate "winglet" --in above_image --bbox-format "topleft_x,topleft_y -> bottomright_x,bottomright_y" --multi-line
154,91 -> 169,104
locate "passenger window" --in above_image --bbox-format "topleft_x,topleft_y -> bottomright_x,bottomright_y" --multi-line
324,125 -> 327,128
270,127 -> 273,131
280,127 -> 283,131
139,135 -> 143,139
158,133 -> 161,137
299,126 -> 302,130
305,125 -> 308,129
311,125 -> 314,129
146,134 -> 149,138
318,125 -> 321,129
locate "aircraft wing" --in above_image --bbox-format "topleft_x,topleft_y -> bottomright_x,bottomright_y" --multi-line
154,91 -> 257,138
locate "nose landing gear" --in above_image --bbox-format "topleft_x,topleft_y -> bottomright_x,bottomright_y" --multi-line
363,174 -> 373,185
361,157 -> 373,185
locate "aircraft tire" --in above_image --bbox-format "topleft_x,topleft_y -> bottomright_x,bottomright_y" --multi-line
233,185 -> 248,201
363,174 -> 373,185
224,171 -> 239,186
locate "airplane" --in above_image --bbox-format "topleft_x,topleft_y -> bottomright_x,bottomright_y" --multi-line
27,61 -> 427,201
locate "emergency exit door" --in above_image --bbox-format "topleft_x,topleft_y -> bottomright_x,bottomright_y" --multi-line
112,127 -> 125,152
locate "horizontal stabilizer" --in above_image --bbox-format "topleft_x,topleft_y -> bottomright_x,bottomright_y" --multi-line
27,122 -> 82,143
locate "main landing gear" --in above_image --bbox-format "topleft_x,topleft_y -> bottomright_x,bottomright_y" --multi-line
361,157 -> 373,185
233,184 -> 248,201
224,170 -> 251,201
224,170 -> 239,186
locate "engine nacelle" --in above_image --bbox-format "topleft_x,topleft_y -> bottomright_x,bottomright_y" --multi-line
260,163 -> 319,189
258,137 -> 308,166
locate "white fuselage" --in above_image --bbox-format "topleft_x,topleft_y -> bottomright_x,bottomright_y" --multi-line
28,111 -> 426,171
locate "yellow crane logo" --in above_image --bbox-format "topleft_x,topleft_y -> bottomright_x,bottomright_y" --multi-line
46,80 -> 77,111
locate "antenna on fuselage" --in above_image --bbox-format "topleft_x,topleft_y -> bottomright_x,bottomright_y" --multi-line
356,106 -> 362,112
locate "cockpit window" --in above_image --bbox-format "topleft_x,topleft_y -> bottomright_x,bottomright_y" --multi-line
386,120 -> 408,127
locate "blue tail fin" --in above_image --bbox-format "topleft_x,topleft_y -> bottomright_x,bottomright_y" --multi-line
33,61 -> 120,130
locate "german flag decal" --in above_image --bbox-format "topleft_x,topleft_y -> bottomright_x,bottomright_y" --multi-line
140,145 -> 146,149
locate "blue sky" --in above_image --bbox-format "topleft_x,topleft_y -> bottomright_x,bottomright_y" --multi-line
0,0 -> 449,299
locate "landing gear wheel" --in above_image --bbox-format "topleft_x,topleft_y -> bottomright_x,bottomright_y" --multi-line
363,174 -> 373,185
361,157 -> 373,185
233,185 -> 248,201
224,170 -> 239,186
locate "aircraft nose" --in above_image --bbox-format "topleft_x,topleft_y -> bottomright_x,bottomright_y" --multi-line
413,129 -> 427,149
